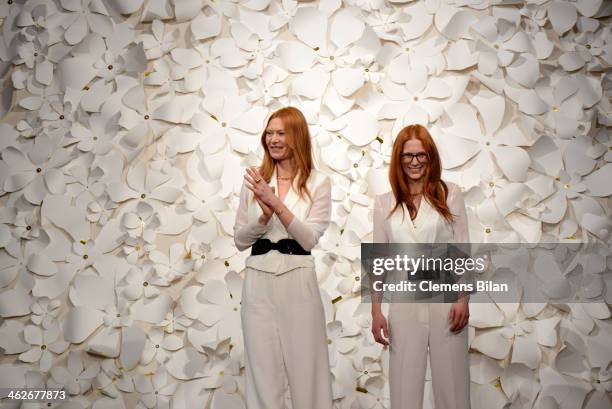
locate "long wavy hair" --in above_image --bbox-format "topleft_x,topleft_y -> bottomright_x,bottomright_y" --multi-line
258,107 -> 313,201
388,124 -> 454,224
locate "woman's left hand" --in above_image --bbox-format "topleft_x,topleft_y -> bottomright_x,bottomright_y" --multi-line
449,298 -> 469,332
245,167 -> 280,208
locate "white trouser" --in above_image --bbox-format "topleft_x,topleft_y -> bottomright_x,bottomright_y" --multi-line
388,302 -> 470,409
241,265 -> 334,409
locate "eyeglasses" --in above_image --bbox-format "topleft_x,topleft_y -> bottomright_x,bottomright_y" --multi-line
400,152 -> 428,163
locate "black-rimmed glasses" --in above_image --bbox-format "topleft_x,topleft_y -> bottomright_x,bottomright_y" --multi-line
400,152 -> 428,163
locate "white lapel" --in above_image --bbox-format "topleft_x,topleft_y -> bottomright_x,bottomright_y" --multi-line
272,166 -> 301,212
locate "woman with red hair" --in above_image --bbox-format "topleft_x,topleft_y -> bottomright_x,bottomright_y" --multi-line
233,106 -> 333,409
371,124 -> 471,409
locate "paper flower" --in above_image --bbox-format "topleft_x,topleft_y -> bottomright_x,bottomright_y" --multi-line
471,303 -> 561,369
148,243 -> 193,283
58,0 -> 113,45
107,162 -> 183,214
50,350 -> 100,395
0,237 -> 58,292
118,85 -> 174,151
30,297 -> 62,330
537,170 -> 607,236
119,265 -> 163,301
94,358 -> 135,397
94,49 -> 130,83
319,223 -> 361,261
2,136 -> 73,205
13,36 -> 55,86
191,93 -> 268,154
245,65 -> 288,105
141,326 -> 183,365
354,356 -> 382,386
327,320 -> 359,366
140,19 -> 179,60
269,0 -> 298,31
158,305 -> 194,335
19,324 -> 69,372
14,209 -> 41,240
85,192 -> 116,226
134,367 -> 178,409
437,92 -> 534,190
121,202 -> 161,244
356,376 -> 390,409
195,272 -> 244,354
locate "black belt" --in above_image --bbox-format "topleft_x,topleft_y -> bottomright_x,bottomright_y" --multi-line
251,239 -> 311,256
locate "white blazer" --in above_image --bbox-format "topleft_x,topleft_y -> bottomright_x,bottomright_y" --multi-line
233,167 -> 331,275
373,181 -> 469,244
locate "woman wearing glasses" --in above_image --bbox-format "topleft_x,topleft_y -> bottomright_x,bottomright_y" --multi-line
371,124 -> 471,409
233,106 -> 334,409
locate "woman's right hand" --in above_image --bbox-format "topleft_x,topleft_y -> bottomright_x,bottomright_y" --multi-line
371,310 -> 390,346
256,193 -> 274,225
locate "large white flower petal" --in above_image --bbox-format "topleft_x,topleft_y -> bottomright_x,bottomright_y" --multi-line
121,325 -> 146,370
584,163 -> 612,197
27,253 -> 58,277
131,294 -> 172,324
511,335 -> 541,369
107,0 -> 144,14
470,90 -> 504,137
434,134 -> 479,169
470,353 -> 502,384
291,6 -> 326,49
491,146 -> 530,181
331,68 -> 364,97
276,41 -> 316,73
338,110 -> 379,146
446,40 -> 477,70
292,69 -> 330,99
471,330 -> 513,359
548,1 -> 577,35
41,195 -> 89,242
442,10 -> 478,40
506,55 -> 540,88
65,16 -> 89,45
35,60 -> 53,85
399,2 -> 433,40
63,307 -> 104,343
330,8 -> 364,49
230,106 -> 268,134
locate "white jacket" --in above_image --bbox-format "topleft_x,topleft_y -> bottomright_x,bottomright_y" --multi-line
233,167 -> 331,275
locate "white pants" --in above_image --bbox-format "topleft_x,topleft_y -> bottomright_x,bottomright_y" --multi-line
388,302 -> 470,409
241,266 -> 333,409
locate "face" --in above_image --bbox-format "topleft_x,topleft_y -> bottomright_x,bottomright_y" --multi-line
401,139 -> 428,181
265,117 -> 292,160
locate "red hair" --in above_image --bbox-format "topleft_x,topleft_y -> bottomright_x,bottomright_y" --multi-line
258,107 -> 313,201
388,124 -> 454,224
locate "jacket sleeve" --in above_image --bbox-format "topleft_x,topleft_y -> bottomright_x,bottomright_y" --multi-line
233,181 -> 273,252
448,183 -> 470,244
447,183 -> 474,293
373,194 -> 390,243
286,175 -> 331,251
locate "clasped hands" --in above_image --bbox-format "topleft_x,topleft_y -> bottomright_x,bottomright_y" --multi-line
244,167 -> 282,225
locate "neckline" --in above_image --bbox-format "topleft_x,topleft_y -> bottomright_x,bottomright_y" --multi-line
406,196 -> 429,224
276,177 -> 290,203
275,170 -> 296,204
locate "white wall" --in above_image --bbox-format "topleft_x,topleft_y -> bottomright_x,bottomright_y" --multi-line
0,0 -> 610,408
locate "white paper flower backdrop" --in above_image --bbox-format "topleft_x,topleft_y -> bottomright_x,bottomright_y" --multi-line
0,0 -> 611,408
